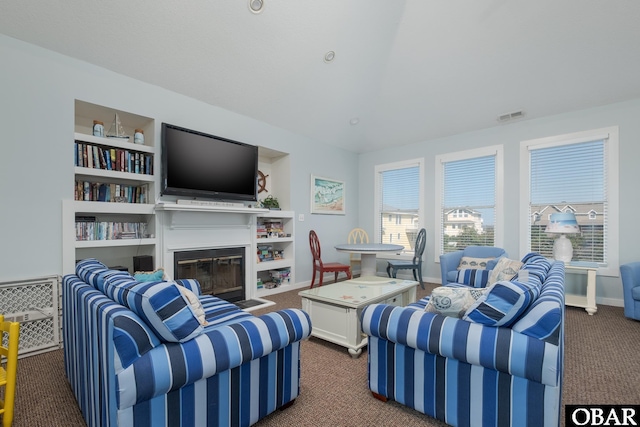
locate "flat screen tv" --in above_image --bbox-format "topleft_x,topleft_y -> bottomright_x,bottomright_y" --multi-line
161,123 -> 258,202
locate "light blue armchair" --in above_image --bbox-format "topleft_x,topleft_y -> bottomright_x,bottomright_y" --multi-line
620,262 -> 640,320
439,245 -> 507,286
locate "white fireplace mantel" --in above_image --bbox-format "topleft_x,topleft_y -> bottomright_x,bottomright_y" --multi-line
155,202 -> 269,296
155,202 -> 269,215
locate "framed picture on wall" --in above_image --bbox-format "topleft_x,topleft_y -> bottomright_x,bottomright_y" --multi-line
311,175 -> 345,215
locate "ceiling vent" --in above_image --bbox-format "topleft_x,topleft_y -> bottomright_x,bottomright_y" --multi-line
497,110 -> 525,122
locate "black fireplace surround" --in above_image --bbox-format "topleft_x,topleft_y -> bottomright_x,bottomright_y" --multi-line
174,247 -> 245,303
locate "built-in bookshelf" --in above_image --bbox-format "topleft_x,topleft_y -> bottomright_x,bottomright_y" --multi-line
62,100 -> 157,275
255,210 -> 295,297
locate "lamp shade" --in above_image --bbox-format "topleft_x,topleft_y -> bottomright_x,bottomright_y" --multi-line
545,212 -> 580,234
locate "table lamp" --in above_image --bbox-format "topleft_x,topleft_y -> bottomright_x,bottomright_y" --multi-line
545,212 -> 580,262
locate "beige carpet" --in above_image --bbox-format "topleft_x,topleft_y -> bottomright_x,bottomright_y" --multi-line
10,282 -> 640,427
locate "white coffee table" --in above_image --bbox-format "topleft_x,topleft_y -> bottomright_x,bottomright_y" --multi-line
299,277 -> 418,358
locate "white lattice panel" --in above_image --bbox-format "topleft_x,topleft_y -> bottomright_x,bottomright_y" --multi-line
0,276 -> 61,357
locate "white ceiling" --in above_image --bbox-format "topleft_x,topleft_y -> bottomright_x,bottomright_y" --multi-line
2,1 -> 640,153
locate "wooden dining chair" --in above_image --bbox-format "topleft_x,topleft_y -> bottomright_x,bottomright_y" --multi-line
386,228 -> 427,289
347,228 -> 369,275
0,315 -> 20,427
309,230 -> 352,288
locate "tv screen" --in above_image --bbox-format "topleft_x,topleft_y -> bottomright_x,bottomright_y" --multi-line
161,123 -> 258,202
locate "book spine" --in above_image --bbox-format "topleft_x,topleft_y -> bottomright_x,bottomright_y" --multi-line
86,145 -> 93,169
93,146 -> 100,169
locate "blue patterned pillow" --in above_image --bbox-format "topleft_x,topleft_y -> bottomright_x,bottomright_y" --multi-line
124,281 -> 205,343
463,280 -> 539,327
101,273 -> 205,343
454,268 -> 492,288
174,278 -> 202,296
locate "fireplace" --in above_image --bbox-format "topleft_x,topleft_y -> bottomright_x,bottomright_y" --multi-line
174,247 -> 245,303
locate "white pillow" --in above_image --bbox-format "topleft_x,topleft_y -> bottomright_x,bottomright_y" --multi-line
457,256 -> 495,270
178,286 -> 209,326
424,287 -> 489,318
487,257 -> 523,285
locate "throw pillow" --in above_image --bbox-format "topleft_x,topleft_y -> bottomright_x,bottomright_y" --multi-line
463,280 -> 539,327
174,278 -> 203,296
129,281 -> 205,343
487,257 -> 523,285
425,287 -> 488,318
454,268 -> 492,288
134,268 -> 165,282
177,285 -> 208,326
457,256 -> 494,270
101,275 -> 205,343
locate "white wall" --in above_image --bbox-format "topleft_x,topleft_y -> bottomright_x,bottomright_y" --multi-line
359,98 -> 640,305
0,34 -> 360,283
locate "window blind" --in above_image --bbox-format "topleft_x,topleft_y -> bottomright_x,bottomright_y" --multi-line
441,155 -> 496,253
529,139 -> 607,263
378,166 -> 420,249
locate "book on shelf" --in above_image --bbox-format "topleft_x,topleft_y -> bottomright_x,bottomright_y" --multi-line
75,220 -> 148,241
74,180 -> 150,204
74,140 -> 154,175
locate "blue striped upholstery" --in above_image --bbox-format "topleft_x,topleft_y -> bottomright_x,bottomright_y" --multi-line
362,256 -> 564,426
451,268 -> 492,288
75,258 -> 109,287
463,280 -> 539,327
63,261 -> 311,427
200,295 -> 254,328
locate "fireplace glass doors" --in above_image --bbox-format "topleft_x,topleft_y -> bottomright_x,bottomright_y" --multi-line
174,247 -> 245,303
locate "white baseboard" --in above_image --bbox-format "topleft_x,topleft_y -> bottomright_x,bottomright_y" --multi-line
597,296 -> 624,307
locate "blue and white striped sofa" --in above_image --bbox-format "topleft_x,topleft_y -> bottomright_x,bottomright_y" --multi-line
63,259 -> 312,427
362,253 -> 565,427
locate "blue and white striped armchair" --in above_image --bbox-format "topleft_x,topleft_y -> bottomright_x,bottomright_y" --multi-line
63,259 -> 311,427
362,253 -> 565,427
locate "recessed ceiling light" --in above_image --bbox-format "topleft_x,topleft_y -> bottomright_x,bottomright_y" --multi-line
324,51 -> 336,63
349,118 -> 360,125
249,0 -> 264,13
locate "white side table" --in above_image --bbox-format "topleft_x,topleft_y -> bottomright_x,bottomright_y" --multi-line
565,263 -> 598,315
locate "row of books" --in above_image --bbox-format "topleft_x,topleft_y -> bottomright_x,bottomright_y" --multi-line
75,220 -> 148,241
74,181 -> 150,204
74,141 -> 154,175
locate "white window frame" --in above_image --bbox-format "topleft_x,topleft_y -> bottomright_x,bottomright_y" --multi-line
519,126 -> 619,276
434,145 -> 504,263
374,158 -> 425,256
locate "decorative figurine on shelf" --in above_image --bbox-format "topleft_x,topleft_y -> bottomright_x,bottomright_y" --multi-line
107,113 -> 130,141
260,195 -> 280,210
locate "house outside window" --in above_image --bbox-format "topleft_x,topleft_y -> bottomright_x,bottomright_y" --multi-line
435,146 -> 504,258
519,127 -> 619,275
374,159 -> 424,253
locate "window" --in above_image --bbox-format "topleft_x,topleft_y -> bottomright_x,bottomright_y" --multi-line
520,127 -> 619,274
435,146 -> 503,258
374,159 -> 424,253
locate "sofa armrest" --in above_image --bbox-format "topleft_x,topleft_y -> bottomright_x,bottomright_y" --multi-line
117,309 -> 312,409
439,251 -> 465,285
361,304 -> 560,387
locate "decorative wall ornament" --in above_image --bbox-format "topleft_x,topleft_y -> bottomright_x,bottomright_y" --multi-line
311,175 -> 345,215
257,170 -> 269,193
